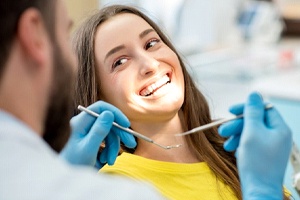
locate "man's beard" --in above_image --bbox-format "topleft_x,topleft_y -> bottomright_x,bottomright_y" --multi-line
42,43 -> 74,153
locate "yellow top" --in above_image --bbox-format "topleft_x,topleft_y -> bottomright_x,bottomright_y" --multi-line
100,152 -> 237,200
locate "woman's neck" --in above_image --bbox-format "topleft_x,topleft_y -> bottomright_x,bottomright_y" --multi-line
131,111 -> 201,163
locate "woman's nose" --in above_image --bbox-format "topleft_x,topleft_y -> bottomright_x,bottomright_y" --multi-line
138,53 -> 160,76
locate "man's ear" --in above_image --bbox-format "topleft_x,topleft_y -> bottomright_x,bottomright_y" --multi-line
17,8 -> 51,67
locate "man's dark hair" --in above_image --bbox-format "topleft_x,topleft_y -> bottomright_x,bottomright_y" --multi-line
0,0 -> 56,80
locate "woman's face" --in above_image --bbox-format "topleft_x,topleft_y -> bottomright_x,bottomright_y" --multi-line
94,13 -> 185,122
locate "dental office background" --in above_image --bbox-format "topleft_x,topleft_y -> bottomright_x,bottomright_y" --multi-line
66,0 -> 300,198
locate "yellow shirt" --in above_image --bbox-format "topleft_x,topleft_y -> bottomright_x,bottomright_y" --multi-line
100,152 -> 237,200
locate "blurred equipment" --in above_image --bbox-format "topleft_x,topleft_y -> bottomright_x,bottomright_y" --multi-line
174,0 -> 244,55
238,0 -> 284,44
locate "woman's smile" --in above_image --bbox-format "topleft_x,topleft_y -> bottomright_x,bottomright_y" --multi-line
139,73 -> 171,97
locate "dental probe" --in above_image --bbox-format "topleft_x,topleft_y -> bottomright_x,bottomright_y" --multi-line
78,105 -> 182,150
175,104 -> 273,137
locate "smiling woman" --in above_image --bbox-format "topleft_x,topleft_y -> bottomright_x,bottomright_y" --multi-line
71,5 -> 289,200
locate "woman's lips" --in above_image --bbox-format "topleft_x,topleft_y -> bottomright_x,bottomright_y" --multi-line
139,74 -> 171,96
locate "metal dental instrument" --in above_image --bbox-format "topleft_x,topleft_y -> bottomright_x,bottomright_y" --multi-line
175,104 -> 274,137
78,105 -> 182,150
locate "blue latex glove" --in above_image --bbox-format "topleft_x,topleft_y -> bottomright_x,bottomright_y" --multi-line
218,92 -> 292,199
60,101 -> 137,169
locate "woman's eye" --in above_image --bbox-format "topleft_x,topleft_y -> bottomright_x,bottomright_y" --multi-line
145,39 -> 160,50
112,58 -> 128,69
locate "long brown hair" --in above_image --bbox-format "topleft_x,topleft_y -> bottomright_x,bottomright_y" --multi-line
72,5 -> 289,200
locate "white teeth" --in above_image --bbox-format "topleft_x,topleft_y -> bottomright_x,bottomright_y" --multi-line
140,75 -> 170,96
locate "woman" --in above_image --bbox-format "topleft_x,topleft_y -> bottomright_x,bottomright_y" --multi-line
72,5 -> 288,200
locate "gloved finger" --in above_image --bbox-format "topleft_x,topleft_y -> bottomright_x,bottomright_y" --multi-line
244,92 -> 264,125
106,133 -> 120,165
100,133 -> 120,165
71,101 -> 130,134
227,101 -> 270,118
100,145 -> 108,164
223,134 -> 241,152
70,111 -> 97,136
88,101 -> 130,128
265,107 -> 292,145
85,111 -> 115,149
218,118 -> 243,137
95,154 -> 105,170
111,126 -> 137,148
229,103 -> 244,115
265,107 -> 288,130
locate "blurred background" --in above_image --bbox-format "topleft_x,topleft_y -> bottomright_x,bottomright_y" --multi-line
65,0 -> 300,198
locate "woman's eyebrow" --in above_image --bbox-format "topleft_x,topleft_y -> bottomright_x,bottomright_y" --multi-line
104,29 -> 155,62
104,45 -> 125,62
139,29 -> 155,39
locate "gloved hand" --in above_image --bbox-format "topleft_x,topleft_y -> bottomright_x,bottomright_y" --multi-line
218,92 -> 292,199
60,101 -> 137,169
